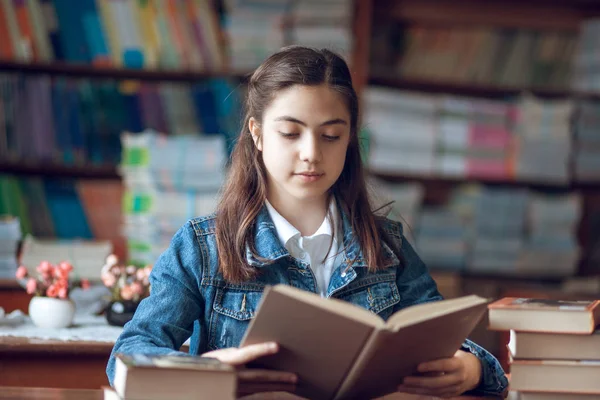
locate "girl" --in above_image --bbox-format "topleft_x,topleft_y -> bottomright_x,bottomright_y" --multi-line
107,46 -> 508,398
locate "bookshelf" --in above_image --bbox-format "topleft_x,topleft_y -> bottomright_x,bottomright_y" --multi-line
1,0 -> 600,281
0,61 -> 246,82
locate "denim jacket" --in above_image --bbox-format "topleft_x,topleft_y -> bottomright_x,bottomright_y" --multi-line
107,206 -> 508,397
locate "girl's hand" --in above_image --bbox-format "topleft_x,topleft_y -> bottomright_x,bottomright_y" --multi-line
202,342 -> 298,396
397,350 -> 482,398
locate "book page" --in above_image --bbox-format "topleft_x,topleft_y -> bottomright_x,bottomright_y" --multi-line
272,285 -> 384,327
241,285 -> 379,400
385,295 -> 488,330
336,299 -> 488,399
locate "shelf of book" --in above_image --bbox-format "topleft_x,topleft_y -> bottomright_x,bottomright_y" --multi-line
0,61 -> 248,83
371,171 -> 600,192
0,162 -> 119,180
368,76 -> 600,100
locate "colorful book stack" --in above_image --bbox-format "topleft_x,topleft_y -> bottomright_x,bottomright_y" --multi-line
437,96 -> 513,180
489,297 -> 600,400
371,25 -> 577,89
0,0 -> 225,70
0,215 -> 20,279
119,129 -> 226,265
0,74 -> 241,166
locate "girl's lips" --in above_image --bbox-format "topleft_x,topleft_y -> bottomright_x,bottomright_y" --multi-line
296,173 -> 324,182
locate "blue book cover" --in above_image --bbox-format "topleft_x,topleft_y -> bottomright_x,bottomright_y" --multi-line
43,179 -> 93,239
53,0 -> 91,62
191,82 -> 220,135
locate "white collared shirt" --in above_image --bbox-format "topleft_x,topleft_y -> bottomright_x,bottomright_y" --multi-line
265,200 -> 340,297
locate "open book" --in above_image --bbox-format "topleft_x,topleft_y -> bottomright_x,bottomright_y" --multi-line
240,284 -> 488,400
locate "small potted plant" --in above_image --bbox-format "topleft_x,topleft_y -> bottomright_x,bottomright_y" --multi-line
101,254 -> 152,326
16,261 -> 90,329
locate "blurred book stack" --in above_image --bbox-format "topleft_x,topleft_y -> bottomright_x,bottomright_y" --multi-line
517,193 -> 581,277
20,234 -> 112,280
119,130 -> 225,264
573,18 -> 600,93
468,187 -> 528,274
574,100 -> 600,182
0,74 -> 240,166
415,208 -> 468,270
0,215 -> 21,279
489,298 -> 600,399
364,87 -> 438,175
289,0 -> 353,63
368,178 -> 424,244
0,0 -> 224,70
371,26 -> 576,90
223,0 -> 287,72
512,95 -> 573,184
437,96 -> 513,179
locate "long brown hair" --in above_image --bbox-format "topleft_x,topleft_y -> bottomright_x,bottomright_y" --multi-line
216,46 -> 388,282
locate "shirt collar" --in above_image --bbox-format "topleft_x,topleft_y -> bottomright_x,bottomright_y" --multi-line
265,199 -> 338,248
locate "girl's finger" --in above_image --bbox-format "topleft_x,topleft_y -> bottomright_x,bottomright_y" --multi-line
224,342 -> 280,365
417,356 -> 461,374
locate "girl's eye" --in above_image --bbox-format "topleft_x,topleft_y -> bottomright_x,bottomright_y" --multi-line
323,135 -> 340,141
279,132 -> 299,139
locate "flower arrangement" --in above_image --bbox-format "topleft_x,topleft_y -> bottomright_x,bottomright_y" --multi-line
101,254 -> 152,303
15,261 -> 90,299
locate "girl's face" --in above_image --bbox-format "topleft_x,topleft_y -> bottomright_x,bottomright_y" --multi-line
250,84 -> 351,207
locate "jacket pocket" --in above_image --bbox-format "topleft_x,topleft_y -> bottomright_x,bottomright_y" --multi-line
208,287 -> 263,350
334,276 -> 400,320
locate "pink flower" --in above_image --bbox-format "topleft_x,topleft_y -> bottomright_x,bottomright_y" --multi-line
136,269 -> 146,281
26,278 -> 37,294
120,285 -> 134,300
58,261 -> 73,273
46,285 -> 58,298
37,261 -> 52,274
130,282 -> 143,295
106,254 -> 118,267
126,265 -> 137,275
57,287 -> 68,299
81,279 -> 90,290
54,267 -> 69,280
16,266 -> 28,279
101,272 -> 116,288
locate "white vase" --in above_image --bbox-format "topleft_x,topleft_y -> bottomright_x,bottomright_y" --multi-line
28,296 -> 75,329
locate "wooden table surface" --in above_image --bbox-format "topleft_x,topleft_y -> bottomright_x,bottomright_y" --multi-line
0,387 -> 499,400
0,336 -> 112,389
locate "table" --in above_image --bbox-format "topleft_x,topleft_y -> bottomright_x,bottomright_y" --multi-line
0,336 -> 112,389
0,387 -> 501,400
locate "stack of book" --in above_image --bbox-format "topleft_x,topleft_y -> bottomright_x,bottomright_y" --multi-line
469,187 -> 528,274
573,19 -> 600,93
512,95 -> 573,184
517,193 -> 581,277
574,100 -> 600,182
363,87 -> 438,175
437,96 -> 513,179
489,297 -> 600,400
119,130 -> 225,264
289,0 -> 354,63
0,215 -> 20,279
415,209 -> 468,270
105,354 -> 236,400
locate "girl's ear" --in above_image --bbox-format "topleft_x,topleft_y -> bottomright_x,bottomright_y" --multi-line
248,117 -> 263,151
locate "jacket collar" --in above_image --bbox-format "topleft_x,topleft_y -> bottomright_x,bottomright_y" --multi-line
246,201 -> 399,269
